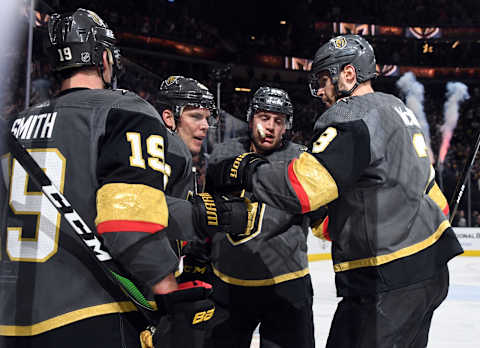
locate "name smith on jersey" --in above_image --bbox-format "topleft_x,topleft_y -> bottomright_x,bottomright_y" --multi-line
11,112 -> 57,140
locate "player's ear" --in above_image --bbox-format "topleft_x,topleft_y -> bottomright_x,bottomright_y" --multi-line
102,49 -> 113,67
162,109 -> 176,130
343,64 -> 357,83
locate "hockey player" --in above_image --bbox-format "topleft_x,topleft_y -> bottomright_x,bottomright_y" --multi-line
207,35 -> 463,348
157,75 -> 216,283
206,87 -> 316,348
0,9 -> 251,348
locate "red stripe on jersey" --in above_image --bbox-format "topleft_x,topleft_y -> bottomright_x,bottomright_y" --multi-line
443,204 -> 449,217
288,159 -> 311,213
97,220 -> 165,234
178,280 -> 212,291
322,216 -> 332,241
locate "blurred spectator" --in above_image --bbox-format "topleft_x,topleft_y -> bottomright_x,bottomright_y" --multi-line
454,210 -> 467,227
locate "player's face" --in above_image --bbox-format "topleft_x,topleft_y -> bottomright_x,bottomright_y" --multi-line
250,111 -> 287,154
315,71 -> 336,108
177,107 -> 211,155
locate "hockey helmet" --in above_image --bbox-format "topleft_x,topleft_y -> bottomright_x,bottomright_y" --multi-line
309,34 -> 377,98
246,87 -> 294,129
47,8 -> 121,87
159,76 -> 217,126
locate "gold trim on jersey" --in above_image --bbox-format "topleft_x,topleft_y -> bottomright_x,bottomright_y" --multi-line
226,202 -> 265,246
293,153 -> 338,211
333,220 -> 451,272
0,301 -> 137,336
212,266 -> 309,286
96,183 -> 168,227
427,182 -> 448,212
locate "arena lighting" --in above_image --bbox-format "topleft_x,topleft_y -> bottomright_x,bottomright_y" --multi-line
235,87 -> 251,92
0,0 -> 24,107
280,20 -> 287,25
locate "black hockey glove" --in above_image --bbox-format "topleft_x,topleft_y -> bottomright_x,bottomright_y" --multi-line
151,281 -> 224,348
206,152 -> 268,193
191,192 -> 257,239
177,241 -> 212,284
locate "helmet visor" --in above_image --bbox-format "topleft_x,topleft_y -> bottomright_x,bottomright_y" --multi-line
309,72 -> 329,99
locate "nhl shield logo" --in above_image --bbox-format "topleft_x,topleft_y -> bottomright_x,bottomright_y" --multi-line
333,37 -> 347,49
81,52 -> 91,63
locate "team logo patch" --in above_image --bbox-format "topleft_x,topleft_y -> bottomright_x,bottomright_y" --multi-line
165,76 -> 179,86
333,36 -> 347,49
81,52 -> 91,63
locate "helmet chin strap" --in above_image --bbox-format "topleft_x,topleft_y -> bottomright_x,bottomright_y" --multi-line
98,50 -> 117,89
335,81 -> 359,99
100,65 -> 116,89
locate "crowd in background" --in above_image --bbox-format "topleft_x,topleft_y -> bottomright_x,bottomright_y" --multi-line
316,0 -> 480,27
33,0 -> 480,69
3,0 -> 480,225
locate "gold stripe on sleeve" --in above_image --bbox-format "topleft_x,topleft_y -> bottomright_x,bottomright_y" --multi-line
293,153 -> 339,211
96,183 -> 168,227
428,182 -> 448,212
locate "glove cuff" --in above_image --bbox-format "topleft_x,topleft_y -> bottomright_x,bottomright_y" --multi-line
155,280 -> 212,315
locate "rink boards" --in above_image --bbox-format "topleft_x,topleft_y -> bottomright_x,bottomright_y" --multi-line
307,227 -> 480,261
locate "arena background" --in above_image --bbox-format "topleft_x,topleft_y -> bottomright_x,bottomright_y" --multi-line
1,0 -> 480,346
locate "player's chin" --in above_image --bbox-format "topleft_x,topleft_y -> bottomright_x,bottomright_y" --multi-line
259,141 -> 277,151
321,97 -> 333,108
189,140 -> 203,154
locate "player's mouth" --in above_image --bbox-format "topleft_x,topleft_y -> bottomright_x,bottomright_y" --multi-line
262,135 -> 275,144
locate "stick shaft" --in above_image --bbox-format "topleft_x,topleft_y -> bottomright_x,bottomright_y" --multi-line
449,131 -> 480,223
7,132 -> 156,316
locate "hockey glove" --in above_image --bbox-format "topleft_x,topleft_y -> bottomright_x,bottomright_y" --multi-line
206,152 -> 268,193
191,192 -> 257,239
177,241 -> 212,284
152,281 -> 224,348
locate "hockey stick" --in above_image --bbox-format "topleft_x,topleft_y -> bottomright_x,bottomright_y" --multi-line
448,130 -> 480,224
6,131 -> 157,319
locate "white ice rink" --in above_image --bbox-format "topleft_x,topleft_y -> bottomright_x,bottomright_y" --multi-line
251,256 -> 480,347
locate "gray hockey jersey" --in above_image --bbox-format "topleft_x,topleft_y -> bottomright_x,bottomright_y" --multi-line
0,88 -> 176,335
245,92 -> 463,295
208,137 -> 311,285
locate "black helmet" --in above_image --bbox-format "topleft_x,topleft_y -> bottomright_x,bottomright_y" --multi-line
47,8 -> 121,88
159,76 -> 217,127
309,35 -> 377,98
246,87 -> 294,129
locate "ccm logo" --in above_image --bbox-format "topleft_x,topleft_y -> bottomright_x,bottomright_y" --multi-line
192,308 -> 215,324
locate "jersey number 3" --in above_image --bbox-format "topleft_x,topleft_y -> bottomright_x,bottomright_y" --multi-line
312,127 -> 337,153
